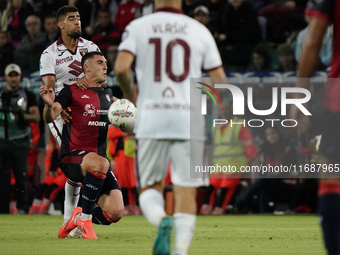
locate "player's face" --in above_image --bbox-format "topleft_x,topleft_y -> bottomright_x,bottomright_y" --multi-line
61,12 -> 82,39
89,55 -> 108,83
5,72 -> 21,90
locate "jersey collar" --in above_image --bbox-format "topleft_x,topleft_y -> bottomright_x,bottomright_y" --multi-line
154,7 -> 184,14
56,37 -> 85,53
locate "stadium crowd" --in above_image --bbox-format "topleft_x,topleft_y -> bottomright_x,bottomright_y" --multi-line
0,0 -> 328,216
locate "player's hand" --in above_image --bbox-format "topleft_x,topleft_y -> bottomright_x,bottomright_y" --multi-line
61,106 -> 72,124
40,85 -> 55,106
284,1 -> 296,9
76,78 -> 89,90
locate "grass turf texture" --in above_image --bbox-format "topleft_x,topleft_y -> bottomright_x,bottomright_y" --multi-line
0,214 -> 325,255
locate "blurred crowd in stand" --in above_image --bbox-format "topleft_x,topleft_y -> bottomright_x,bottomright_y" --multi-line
0,0 -> 329,215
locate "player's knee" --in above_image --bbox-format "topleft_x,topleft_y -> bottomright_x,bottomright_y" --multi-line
106,208 -> 124,223
95,158 -> 110,173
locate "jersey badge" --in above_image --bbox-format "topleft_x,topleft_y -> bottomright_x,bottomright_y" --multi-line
83,104 -> 96,117
106,94 -> 111,102
79,48 -> 88,57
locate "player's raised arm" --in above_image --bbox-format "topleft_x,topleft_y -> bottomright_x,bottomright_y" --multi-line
114,51 -> 135,103
40,85 -> 62,123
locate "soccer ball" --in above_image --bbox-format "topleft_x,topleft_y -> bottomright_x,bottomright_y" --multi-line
108,99 -> 136,133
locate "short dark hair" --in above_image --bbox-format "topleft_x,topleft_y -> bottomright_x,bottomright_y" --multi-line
56,5 -> 79,22
81,51 -> 104,72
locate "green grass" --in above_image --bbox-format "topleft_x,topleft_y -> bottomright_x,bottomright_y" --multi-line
0,214 -> 325,255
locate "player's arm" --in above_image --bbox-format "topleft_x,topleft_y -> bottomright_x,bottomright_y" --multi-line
207,66 -> 227,79
41,75 -> 56,91
40,85 -> 63,123
297,16 -> 329,81
114,51 -> 135,103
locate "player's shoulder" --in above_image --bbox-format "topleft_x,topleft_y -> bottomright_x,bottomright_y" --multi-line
41,41 -> 58,56
78,37 -> 98,48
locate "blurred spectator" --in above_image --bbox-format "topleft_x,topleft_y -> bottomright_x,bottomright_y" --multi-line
258,0 -> 307,43
235,126 -> 298,213
292,179 -> 318,213
182,0 -> 203,17
106,44 -> 118,71
135,0 -> 154,19
67,0 -> 92,37
244,0 -> 268,13
14,15 -> 47,76
0,64 -> 40,214
40,0 -> 67,22
28,134 -> 67,215
0,31 -> 15,76
295,14 -> 332,70
205,0 -> 227,37
91,9 -> 121,55
217,0 -> 261,70
43,14 -> 59,47
114,0 -> 140,32
199,101 -> 257,215
88,0 -> 118,33
193,5 -> 210,28
108,125 -> 141,215
247,43 -> 272,72
7,0 -> 34,48
0,0 -> 9,31
275,43 -> 297,72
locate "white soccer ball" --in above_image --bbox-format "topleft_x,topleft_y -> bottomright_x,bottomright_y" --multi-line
108,99 -> 136,133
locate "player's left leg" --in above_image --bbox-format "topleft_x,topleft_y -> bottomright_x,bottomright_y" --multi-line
93,171 -> 124,225
137,139 -> 172,255
170,140 -> 205,255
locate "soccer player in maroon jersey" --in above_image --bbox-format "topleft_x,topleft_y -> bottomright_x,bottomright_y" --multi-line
40,51 -> 124,239
291,1 -> 340,254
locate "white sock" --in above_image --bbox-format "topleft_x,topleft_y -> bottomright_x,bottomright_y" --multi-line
172,213 -> 196,255
64,180 -> 81,223
139,189 -> 166,228
80,213 -> 92,221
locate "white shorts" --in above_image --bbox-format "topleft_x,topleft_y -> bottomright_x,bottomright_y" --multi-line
136,139 -> 208,189
48,114 -> 63,146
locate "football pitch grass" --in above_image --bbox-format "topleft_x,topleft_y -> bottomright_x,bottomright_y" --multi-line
0,214 -> 325,255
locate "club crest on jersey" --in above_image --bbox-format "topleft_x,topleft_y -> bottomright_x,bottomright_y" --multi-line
79,48 -> 88,57
106,94 -> 110,102
83,104 -> 96,117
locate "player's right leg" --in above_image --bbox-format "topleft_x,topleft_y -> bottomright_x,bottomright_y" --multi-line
137,139 -> 172,255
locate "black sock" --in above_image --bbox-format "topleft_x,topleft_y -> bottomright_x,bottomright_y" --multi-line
319,182 -> 340,255
92,206 -> 112,225
82,171 -> 105,214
